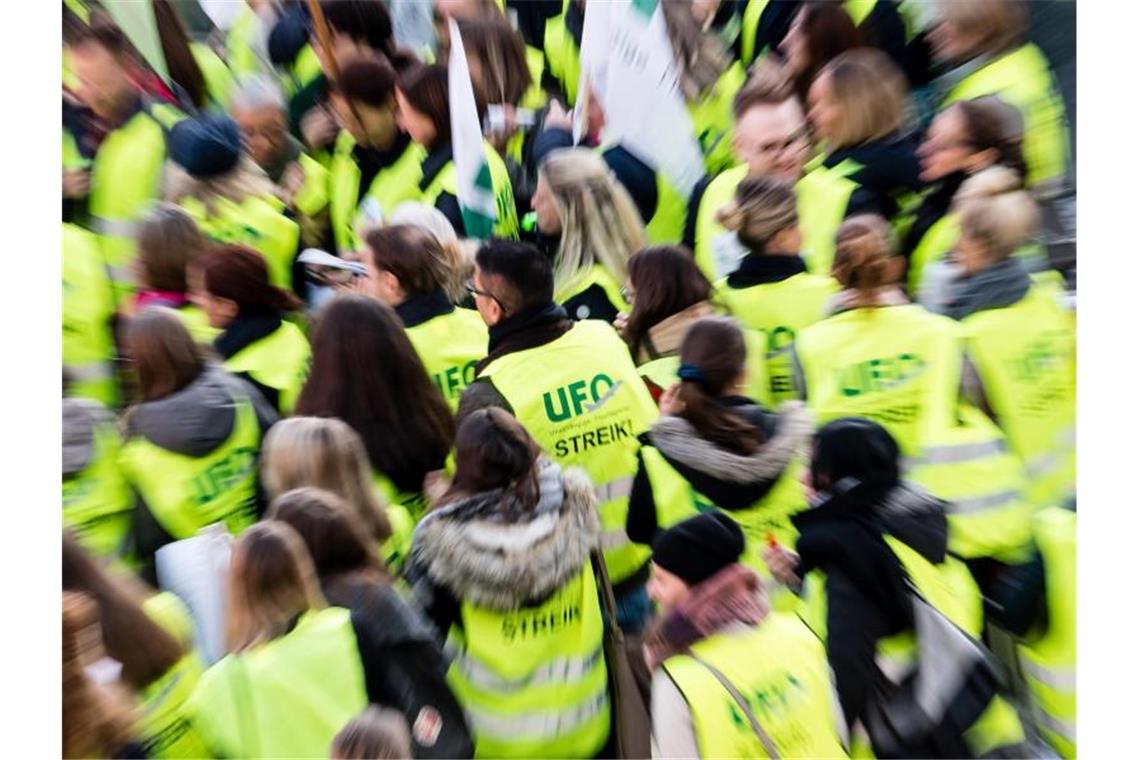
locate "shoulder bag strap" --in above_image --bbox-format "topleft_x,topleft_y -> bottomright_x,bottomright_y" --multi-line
687,651 -> 781,760
590,548 -> 622,637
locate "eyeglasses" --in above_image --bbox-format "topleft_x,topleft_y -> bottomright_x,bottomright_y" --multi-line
465,280 -> 504,310
738,128 -> 810,156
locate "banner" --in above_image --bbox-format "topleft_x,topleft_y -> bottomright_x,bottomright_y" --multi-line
584,0 -> 706,200
447,19 -> 497,239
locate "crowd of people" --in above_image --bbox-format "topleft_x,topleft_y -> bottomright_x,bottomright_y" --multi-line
62,0 -> 1076,757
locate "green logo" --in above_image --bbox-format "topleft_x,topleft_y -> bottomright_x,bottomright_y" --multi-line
542,374 -> 618,422
836,353 -> 925,398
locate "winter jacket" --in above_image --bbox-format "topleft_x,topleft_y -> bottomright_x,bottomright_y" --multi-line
627,398 -> 812,545
405,459 -> 600,640
825,133 -> 924,222
322,572 -> 475,759
123,365 -> 278,580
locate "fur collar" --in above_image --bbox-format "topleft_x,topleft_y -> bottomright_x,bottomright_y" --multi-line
648,402 -> 813,485
410,464 -> 600,611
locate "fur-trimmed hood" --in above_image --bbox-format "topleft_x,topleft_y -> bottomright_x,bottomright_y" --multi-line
646,400 -> 813,510
409,460 -> 600,611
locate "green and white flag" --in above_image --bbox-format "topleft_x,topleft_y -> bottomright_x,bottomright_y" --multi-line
447,18 -> 497,240
102,0 -> 169,83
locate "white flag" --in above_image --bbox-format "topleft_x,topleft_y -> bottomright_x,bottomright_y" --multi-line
102,0 -> 169,82
447,19 -> 497,239
589,0 -> 705,200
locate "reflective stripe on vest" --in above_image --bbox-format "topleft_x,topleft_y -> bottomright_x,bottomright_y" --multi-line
119,393 -> 261,539
662,613 -> 848,758
963,285 -> 1076,509
479,320 -> 658,583
91,215 -> 141,239
795,305 -> 963,459
63,361 -> 113,383
446,565 -> 610,758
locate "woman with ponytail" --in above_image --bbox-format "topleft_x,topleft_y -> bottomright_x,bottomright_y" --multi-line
191,244 -> 311,413
361,223 -> 487,410
626,316 -> 813,588
405,407 -> 613,758
791,215 -> 964,463
715,176 -> 839,409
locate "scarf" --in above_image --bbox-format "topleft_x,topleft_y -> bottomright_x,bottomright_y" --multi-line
395,288 -> 455,329
213,311 -> 282,360
726,252 -> 808,289
476,302 -> 572,374
943,257 -> 1031,321
643,563 -> 768,671
133,290 -> 189,311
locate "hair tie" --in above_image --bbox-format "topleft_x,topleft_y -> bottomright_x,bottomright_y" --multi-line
677,363 -> 705,383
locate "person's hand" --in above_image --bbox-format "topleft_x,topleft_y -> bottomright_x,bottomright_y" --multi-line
300,106 -> 338,153
63,169 -> 90,199
763,545 -> 801,587
543,100 -> 573,132
279,161 -> 306,206
658,383 -> 684,416
613,311 -> 629,338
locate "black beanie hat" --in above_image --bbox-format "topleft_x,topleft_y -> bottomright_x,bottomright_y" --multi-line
810,417 -> 901,493
169,115 -> 242,178
652,512 -> 745,587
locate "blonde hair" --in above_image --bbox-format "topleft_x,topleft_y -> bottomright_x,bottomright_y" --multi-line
716,176 -> 798,251
164,155 -> 277,215
62,591 -> 139,759
540,148 -> 646,301
936,0 -> 1028,60
660,0 -> 732,101
817,49 -> 908,150
832,214 -> 899,304
224,521 -> 325,653
261,416 -> 392,545
955,165 -> 1041,262
387,202 -> 475,294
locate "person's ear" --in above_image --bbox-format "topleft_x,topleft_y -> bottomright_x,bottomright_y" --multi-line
966,147 -> 999,174
887,256 -> 906,285
218,297 -> 239,322
380,270 -> 401,296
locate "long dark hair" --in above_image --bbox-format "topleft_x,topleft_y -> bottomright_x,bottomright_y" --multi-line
676,317 -> 765,455
624,246 -> 713,360
398,64 -> 453,148
443,408 -> 541,512
955,96 -> 1028,184
124,307 -> 206,402
198,245 -> 301,315
269,487 -> 388,581
62,534 -> 183,691
789,1 -> 863,103
295,295 -> 455,493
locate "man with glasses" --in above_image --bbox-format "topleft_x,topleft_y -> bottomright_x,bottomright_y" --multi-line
684,67 -> 815,281
458,240 -> 660,636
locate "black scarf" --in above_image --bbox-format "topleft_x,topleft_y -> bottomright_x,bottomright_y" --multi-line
726,252 -> 808,288
213,311 -> 283,360
395,289 -> 455,329
476,303 -> 572,374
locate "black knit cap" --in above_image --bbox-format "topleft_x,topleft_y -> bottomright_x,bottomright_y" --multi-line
169,115 -> 242,178
651,512 -> 745,587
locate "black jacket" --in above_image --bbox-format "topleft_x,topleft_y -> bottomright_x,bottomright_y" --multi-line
826,134 -> 924,222
327,572 -> 474,759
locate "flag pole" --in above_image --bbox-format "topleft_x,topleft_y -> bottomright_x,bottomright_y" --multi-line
306,0 -> 368,146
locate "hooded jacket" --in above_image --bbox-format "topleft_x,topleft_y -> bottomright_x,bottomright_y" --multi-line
405,460 -> 600,638
791,479 -> 952,733
626,399 -> 812,544
124,365 -> 279,579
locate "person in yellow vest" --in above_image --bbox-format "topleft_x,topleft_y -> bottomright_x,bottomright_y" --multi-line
165,114 -> 302,293
905,95 -> 1039,296
987,503 -> 1076,757
736,0 -> 800,67
934,167 -> 1075,512
457,240 -> 659,633
644,510 -> 848,758
62,591 -> 147,759
129,203 -> 219,345
714,177 -> 839,409
261,416 -> 414,575
406,407 -> 613,758
64,398 -> 133,561
63,222 -> 120,408
685,66 -> 816,282
118,308 -> 278,580
801,49 -> 924,275
188,520 -> 471,758
627,317 -> 813,581
791,214 -> 962,463
191,245 -> 311,414
358,225 -> 487,409
269,488 -> 475,758
531,148 -> 643,322
617,245 -> 765,403
296,295 -> 456,524
765,417 -> 1027,757
542,0 -> 584,106
929,0 -> 1070,189
230,74 -> 331,250
396,63 -> 520,239
226,0 -> 273,79
65,22 -> 184,303
328,56 -> 427,255
63,534 -> 211,758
